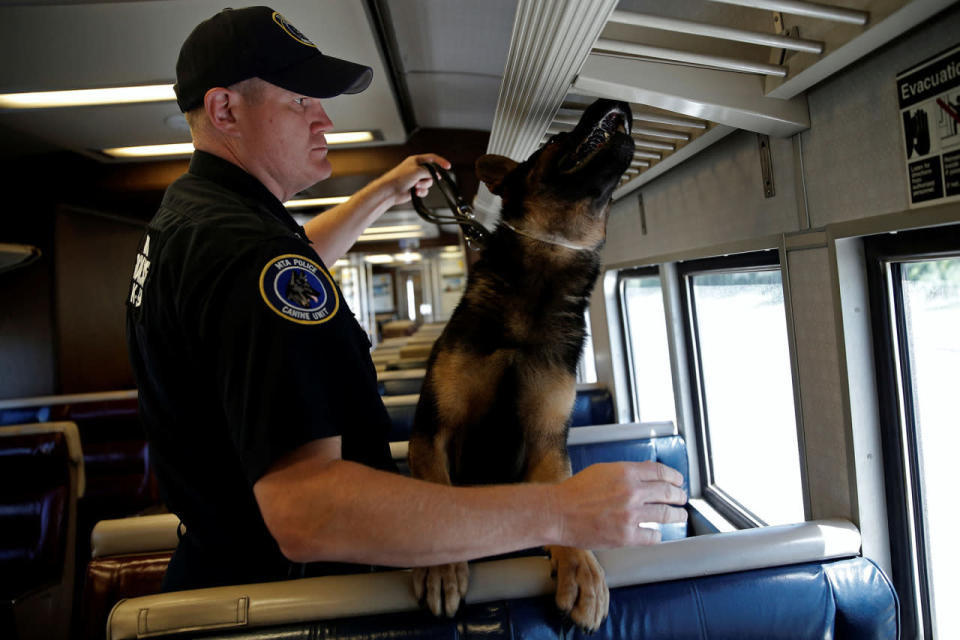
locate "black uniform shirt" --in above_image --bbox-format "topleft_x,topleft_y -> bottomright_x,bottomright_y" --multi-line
126,150 -> 396,590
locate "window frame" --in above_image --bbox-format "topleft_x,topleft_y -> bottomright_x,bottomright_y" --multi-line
864,224 -> 960,640
677,250 -> 797,529
615,265 -> 664,422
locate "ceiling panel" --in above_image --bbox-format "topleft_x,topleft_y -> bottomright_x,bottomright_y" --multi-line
389,0 -> 516,75
0,0 -> 405,158
405,72 -> 503,130
387,0 -> 516,131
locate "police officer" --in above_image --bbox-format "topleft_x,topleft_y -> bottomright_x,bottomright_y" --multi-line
127,5 -> 687,595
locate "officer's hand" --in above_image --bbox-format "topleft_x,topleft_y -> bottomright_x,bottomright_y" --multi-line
376,154 -> 452,206
553,461 -> 687,549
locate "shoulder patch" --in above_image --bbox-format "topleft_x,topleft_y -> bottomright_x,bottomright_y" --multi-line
259,254 -> 339,325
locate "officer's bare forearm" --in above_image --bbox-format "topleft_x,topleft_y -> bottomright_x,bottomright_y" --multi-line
253,439 -> 687,567
255,457 -> 562,566
301,185 -> 393,265
302,154 -> 450,264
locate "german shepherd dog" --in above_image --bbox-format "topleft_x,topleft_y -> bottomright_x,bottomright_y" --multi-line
408,99 -> 634,631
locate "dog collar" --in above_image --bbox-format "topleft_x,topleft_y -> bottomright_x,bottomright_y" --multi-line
501,221 -> 597,252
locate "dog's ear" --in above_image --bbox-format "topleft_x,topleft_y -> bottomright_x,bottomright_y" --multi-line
476,155 -> 518,196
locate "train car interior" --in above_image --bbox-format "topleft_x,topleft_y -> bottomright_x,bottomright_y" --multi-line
2,0 -> 959,638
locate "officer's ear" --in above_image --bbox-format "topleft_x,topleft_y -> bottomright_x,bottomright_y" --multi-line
204,87 -> 241,136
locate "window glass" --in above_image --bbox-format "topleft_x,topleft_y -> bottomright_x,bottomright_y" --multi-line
621,274 -> 676,423
577,310 -> 598,384
690,268 -> 804,525
900,257 -> 960,638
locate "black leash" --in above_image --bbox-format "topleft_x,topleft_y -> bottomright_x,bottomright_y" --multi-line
410,163 -> 489,249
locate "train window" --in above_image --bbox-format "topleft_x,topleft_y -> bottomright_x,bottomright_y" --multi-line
865,225 -> 960,640
679,251 -> 804,528
617,267 -> 676,423
576,311 -> 598,384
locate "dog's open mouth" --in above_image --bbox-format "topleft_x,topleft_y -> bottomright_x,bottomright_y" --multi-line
559,105 -> 631,174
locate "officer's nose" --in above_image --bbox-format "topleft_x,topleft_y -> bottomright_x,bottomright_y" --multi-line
310,102 -> 333,135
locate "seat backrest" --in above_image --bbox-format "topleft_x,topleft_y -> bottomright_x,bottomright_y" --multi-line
569,385 -> 614,427
0,405 -> 51,426
0,429 -> 72,589
0,422 -> 83,640
384,386 -> 618,441
80,514 -> 180,640
63,401 -> 157,517
388,422 -> 688,541
567,423 -> 688,541
377,369 -> 426,396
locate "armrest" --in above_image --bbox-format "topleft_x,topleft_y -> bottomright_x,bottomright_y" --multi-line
91,513 -> 181,559
107,520 -> 862,640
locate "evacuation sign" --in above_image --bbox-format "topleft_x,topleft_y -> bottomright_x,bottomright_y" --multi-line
897,43 -> 960,208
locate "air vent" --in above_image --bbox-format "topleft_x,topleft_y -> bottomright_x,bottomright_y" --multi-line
479,0 -> 953,213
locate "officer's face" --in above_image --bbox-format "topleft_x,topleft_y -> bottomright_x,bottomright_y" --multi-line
241,81 -> 335,200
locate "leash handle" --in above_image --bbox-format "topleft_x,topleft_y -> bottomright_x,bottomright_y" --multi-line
410,162 -> 489,250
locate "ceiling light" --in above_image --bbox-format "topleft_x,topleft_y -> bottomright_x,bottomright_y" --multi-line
394,252 -> 422,263
0,84 -> 176,109
357,231 -> 425,242
96,128 -> 374,160
332,259 -> 350,269
363,224 -> 422,234
284,196 -> 350,208
364,254 -> 395,264
101,143 -> 194,158
325,131 -> 375,144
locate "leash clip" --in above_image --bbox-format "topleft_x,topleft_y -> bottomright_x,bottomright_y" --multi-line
410,163 -> 489,250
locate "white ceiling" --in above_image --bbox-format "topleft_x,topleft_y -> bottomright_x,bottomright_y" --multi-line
0,0 -> 515,160
388,0 -> 515,130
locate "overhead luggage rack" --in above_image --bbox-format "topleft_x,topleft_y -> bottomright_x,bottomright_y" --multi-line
474,0 -> 955,220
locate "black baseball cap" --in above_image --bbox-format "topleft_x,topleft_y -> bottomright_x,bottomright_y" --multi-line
174,6 -> 373,112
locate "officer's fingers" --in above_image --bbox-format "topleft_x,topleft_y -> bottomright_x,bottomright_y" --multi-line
636,502 -> 687,525
633,526 -> 662,546
624,461 -> 684,487
647,482 -> 688,507
414,177 -> 434,190
412,153 -> 452,170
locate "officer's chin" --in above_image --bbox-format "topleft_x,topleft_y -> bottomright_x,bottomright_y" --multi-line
308,155 -> 333,184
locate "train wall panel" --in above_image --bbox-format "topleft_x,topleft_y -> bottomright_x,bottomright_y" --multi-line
603,5 -> 960,269
786,246 -> 854,522
802,4 -> 960,227
603,130 -> 799,266
0,259 -> 56,400
54,207 -> 142,394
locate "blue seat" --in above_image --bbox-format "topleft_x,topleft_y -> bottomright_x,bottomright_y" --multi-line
569,387 -> 614,427
0,406 -> 50,426
114,556 -> 896,639
569,433 -> 688,541
506,556 -> 898,639
386,387 -> 616,441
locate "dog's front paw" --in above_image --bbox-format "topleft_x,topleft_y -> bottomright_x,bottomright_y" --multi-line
411,562 -> 469,617
548,546 -> 609,633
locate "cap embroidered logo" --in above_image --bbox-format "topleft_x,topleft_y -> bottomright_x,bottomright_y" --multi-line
259,254 -> 339,325
272,12 -> 317,48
